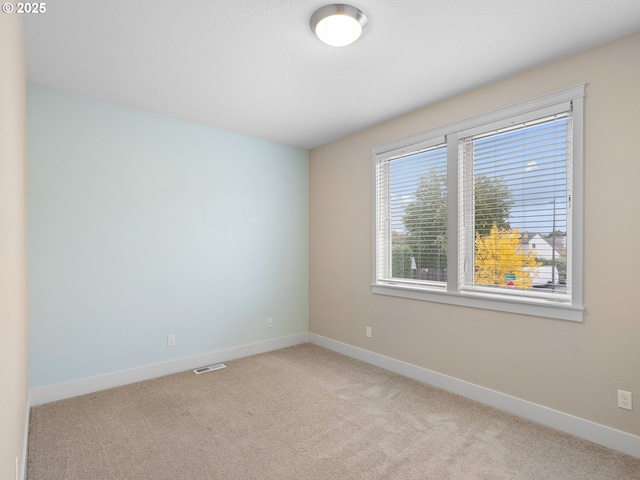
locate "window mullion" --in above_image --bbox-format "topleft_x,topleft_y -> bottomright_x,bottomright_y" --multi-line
446,134 -> 459,293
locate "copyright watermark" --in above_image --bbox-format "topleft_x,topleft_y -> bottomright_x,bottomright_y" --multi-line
2,3 -> 47,13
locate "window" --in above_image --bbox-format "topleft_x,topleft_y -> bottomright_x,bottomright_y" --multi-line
373,85 -> 584,321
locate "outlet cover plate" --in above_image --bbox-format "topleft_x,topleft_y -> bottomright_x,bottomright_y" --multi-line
618,390 -> 632,410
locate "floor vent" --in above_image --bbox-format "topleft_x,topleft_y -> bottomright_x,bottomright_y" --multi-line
193,363 -> 227,374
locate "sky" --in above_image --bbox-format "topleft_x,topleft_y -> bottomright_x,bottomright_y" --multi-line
388,115 -> 570,237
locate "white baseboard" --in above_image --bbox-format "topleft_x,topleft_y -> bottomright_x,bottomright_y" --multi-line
21,391 -> 30,480
30,333 -> 309,406
309,333 -> 640,459
28,331 -> 640,459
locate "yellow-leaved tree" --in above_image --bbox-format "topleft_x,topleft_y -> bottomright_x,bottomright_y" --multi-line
475,224 -> 541,289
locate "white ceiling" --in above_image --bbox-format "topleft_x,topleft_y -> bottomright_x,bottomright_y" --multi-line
23,0 -> 640,150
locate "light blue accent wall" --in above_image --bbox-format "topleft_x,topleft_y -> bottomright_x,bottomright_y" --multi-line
28,86 -> 309,388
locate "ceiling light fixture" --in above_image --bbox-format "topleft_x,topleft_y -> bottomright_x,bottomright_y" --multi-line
310,4 -> 367,47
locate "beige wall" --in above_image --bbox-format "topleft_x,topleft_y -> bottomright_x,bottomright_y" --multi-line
310,31 -> 640,435
0,14 -> 29,480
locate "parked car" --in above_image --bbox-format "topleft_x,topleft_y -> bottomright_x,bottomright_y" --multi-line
531,266 -> 560,287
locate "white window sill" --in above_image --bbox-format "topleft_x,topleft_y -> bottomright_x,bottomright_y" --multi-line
372,283 -> 584,322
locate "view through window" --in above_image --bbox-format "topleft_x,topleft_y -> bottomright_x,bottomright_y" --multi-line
373,85 -> 584,320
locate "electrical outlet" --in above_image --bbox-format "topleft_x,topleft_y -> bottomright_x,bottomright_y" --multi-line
167,334 -> 175,347
267,317 -> 273,328
618,390 -> 632,410
366,326 -> 372,338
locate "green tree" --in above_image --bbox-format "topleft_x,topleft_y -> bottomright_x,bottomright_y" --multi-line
474,174 -> 513,236
392,244 -> 413,279
392,230 -> 408,245
402,168 -> 447,270
544,230 -> 566,238
402,171 -> 512,270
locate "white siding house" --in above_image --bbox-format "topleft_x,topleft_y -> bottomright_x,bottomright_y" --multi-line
522,233 -> 565,260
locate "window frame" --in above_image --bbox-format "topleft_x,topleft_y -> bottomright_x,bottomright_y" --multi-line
372,85 -> 585,322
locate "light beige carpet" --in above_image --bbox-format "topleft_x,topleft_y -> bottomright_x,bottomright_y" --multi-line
27,344 -> 639,479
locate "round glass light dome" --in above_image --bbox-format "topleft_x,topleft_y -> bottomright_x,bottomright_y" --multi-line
310,4 -> 367,47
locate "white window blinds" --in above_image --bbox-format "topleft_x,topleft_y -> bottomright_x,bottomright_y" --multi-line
375,142 -> 447,286
459,111 -> 573,302
372,84 -> 583,320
